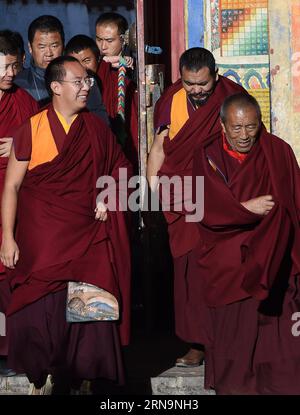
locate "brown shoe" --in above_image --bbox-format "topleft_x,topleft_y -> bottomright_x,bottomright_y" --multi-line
176,348 -> 205,367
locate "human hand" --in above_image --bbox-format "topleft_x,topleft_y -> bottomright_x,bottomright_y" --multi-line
0,237 -> 19,269
0,137 -> 13,157
103,55 -> 134,69
156,125 -> 170,138
241,195 -> 275,216
124,56 -> 134,69
95,201 -> 108,222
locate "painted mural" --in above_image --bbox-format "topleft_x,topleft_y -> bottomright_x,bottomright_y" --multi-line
269,0 -> 300,161
220,1 -> 268,57
205,0 -> 271,130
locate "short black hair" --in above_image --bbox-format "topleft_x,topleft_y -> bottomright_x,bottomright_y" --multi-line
179,47 -> 216,76
28,15 -> 65,45
95,12 -> 128,35
220,93 -> 262,123
64,35 -> 100,61
0,30 -> 23,57
11,31 -> 25,57
44,55 -> 79,96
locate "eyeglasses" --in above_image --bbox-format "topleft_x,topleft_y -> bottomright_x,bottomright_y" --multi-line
57,77 -> 95,89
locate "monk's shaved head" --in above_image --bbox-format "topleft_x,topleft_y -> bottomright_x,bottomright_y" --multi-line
220,93 -> 262,124
45,55 -> 79,95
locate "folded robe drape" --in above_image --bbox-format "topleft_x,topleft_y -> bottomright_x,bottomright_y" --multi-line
7,106 -> 132,346
154,76 -> 245,342
0,85 -> 38,355
192,129 -> 300,394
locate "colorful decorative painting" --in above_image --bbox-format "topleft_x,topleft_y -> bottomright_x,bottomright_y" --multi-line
220,0 -> 268,57
218,63 -> 270,127
205,0 -> 271,130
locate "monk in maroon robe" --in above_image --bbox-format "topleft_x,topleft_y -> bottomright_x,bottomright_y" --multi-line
0,56 -> 131,393
97,60 -> 138,172
95,12 -> 138,172
192,93 -> 300,394
147,47 -> 245,366
0,33 -> 38,361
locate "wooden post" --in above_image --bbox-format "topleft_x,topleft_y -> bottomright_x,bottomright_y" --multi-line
171,0 -> 186,82
136,0 -> 147,209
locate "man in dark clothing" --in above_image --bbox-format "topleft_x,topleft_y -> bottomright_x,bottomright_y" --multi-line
15,16 -> 108,124
65,35 -> 109,125
15,15 -> 64,107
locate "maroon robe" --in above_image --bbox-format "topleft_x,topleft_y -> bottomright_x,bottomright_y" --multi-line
6,106 -> 132,386
192,129 -> 300,394
0,85 -> 38,355
155,76 -> 245,342
97,60 -> 139,172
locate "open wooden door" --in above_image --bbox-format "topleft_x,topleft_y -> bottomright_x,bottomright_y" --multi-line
135,0 -> 174,333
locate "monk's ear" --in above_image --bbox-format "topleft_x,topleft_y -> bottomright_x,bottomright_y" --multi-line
220,121 -> 226,133
215,67 -> 219,82
28,42 -> 33,56
51,81 -> 61,96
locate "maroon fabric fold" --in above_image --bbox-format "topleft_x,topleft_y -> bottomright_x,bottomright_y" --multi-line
0,86 -> 38,356
0,86 -> 38,276
97,60 -> 138,171
7,107 -> 132,345
193,129 -> 300,394
7,289 -> 125,387
156,76 -> 246,258
193,128 -> 300,307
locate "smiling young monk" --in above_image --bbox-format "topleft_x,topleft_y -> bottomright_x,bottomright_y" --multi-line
0,56 -> 131,394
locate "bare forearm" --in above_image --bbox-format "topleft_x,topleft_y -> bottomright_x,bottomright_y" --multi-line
1,185 -> 18,240
147,148 -> 165,192
146,129 -> 168,192
147,151 -> 164,191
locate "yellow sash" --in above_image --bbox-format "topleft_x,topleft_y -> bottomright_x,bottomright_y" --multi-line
55,110 -> 77,134
169,88 -> 190,140
29,110 -> 59,171
29,110 -> 78,170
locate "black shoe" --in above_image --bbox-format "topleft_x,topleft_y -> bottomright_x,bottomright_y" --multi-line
0,357 -> 17,377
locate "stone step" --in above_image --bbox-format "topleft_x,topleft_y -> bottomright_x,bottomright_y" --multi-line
0,375 -> 31,395
0,375 -> 93,395
151,365 -> 216,395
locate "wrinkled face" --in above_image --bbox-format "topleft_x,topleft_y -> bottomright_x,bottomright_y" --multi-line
51,61 -> 91,113
221,105 -> 261,153
95,23 -> 124,57
29,30 -> 63,69
68,48 -> 98,73
0,53 -> 19,91
181,66 -> 218,107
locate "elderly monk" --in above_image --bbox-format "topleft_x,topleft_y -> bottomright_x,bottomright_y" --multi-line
193,93 -> 300,394
0,31 -> 38,372
0,56 -> 131,394
147,47 -> 246,367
